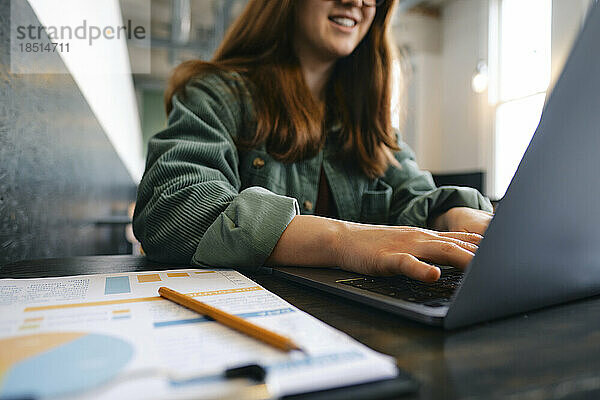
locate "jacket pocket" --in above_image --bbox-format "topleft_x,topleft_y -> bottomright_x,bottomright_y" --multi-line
360,180 -> 392,224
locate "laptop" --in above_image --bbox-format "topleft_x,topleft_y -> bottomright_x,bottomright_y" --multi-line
271,0 -> 600,329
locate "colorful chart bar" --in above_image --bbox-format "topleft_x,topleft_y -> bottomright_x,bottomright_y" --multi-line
18,324 -> 40,331
104,277 -> 131,295
137,274 -> 161,283
166,273 -> 189,278
24,296 -> 163,312
24,287 -> 263,312
111,309 -> 131,320
154,317 -> 210,328
187,286 -> 262,297
236,308 -> 295,319
153,308 -> 294,328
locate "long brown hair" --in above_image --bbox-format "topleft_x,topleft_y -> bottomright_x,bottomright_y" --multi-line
165,0 -> 402,178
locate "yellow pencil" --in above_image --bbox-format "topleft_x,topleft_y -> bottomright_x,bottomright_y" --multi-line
158,287 -> 304,353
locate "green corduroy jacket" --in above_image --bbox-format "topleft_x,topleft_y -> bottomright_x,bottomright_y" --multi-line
133,72 -> 493,271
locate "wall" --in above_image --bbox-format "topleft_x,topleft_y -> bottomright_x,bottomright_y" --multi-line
0,0 -> 137,265
439,0 -> 490,175
394,1 -> 490,176
394,12 -> 443,171
26,0 -> 146,182
550,0 -> 595,90
400,0 -> 594,196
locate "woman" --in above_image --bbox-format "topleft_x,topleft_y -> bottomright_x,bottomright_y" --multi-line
133,0 -> 493,283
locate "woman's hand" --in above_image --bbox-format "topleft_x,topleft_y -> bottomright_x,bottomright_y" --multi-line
431,207 -> 493,235
266,215 -> 483,282
333,223 -> 481,282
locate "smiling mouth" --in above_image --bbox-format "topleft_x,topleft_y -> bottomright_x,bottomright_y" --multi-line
328,16 -> 357,28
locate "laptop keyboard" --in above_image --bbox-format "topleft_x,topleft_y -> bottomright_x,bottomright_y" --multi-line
336,267 -> 463,307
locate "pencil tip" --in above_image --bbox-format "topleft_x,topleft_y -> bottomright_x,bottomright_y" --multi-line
293,345 -> 308,355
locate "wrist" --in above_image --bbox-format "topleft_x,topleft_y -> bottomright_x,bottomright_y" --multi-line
266,215 -> 345,267
302,215 -> 346,267
328,218 -> 348,267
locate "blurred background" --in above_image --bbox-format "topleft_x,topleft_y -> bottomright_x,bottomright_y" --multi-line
0,0 -> 595,265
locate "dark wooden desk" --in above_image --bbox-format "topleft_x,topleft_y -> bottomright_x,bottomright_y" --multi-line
2,255 -> 600,399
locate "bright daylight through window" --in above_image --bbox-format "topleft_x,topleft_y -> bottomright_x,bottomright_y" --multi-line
493,0 -> 552,199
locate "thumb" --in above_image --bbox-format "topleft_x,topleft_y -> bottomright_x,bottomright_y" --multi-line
375,252 -> 441,282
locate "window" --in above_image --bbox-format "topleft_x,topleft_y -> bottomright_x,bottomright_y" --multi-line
491,0 -> 552,199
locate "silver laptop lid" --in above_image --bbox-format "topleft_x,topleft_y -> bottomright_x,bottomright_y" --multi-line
445,0 -> 600,329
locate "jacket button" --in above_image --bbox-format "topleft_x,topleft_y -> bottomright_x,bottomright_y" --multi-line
252,157 -> 265,169
303,200 -> 313,211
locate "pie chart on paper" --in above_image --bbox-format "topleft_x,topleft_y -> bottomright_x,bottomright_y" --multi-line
0,332 -> 134,399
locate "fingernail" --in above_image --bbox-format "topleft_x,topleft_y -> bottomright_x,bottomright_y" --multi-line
427,266 -> 441,281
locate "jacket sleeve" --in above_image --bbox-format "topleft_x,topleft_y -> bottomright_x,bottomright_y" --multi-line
132,73 -> 299,271
386,138 -> 493,228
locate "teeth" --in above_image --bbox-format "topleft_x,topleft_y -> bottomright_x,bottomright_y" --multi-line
330,17 -> 356,27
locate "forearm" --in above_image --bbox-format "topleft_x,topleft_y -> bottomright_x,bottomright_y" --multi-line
265,215 -> 343,267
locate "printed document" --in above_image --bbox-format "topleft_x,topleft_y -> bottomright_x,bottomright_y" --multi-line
0,268 -> 398,399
